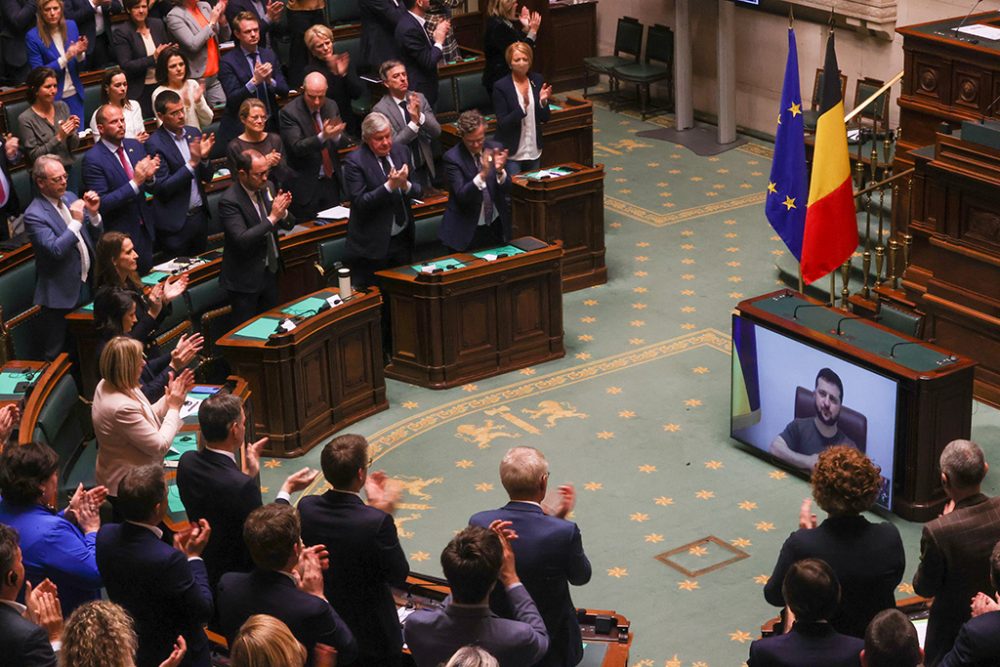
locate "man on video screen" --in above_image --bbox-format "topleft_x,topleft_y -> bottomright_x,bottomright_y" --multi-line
770,368 -> 857,469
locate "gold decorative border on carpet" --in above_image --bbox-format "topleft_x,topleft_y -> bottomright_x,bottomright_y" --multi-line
737,143 -> 775,159
605,193 -> 767,227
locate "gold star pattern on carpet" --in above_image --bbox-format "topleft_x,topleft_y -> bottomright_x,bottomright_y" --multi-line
583,299 -> 599,306
630,320 -> 645,327
663,423 -> 681,432
755,521 -> 776,532
689,545 -> 708,556
635,241 -> 650,247
578,334 -> 594,341
461,384 -> 478,392
728,276 -> 743,283
264,459 -> 282,468
696,490 -> 715,499
630,512 -> 650,522
618,410 -> 636,419
681,243 -> 695,250
575,353 -> 592,360
726,247 -> 740,253
634,286 -> 649,293
768,470 -> 788,480
680,323 -> 697,330
704,460 -> 723,469
730,630 -> 753,643
754,575 -> 770,584
898,583 -> 915,594
632,303 -> 647,310
607,567 -> 629,578
638,464 -> 657,473
692,367 -> 710,374
738,501 -> 758,511
584,482 -> 603,491
519,368 -> 536,375
680,229 -> 694,236
580,316 -> 596,323
455,460 -> 474,468
731,538 -> 752,547
681,258 -> 695,265
596,431 -> 615,440
685,398 -> 703,407
629,338 -> 645,345
729,292 -> 744,299
401,401 -> 419,409
678,580 -> 700,591
655,496 -> 674,506
410,551 -> 430,562
681,273 -> 695,280
475,482 -> 494,492
681,289 -> 695,296
645,533 -> 664,543
634,270 -> 648,277
607,386 -> 623,395
727,260 -> 741,266
680,306 -> 696,313
634,255 -> 649,262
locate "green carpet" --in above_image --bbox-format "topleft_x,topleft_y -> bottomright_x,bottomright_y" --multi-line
257,103 -> 1000,666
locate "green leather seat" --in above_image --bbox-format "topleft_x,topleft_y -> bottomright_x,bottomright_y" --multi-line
583,16 -> 642,98
32,374 -> 95,502
436,78 -> 456,116
316,236 -> 348,284
11,167 -> 32,209
328,0 -> 360,25
456,72 -> 491,114
611,24 -> 674,120
412,214 -> 445,262
4,98 -> 31,138
0,259 -> 36,321
83,80 -> 104,124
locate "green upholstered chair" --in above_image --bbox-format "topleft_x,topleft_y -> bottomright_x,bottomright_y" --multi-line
3,98 -> 31,138
328,0 -> 360,25
31,374 -> 95,503
412,214 -> 445,262
611,23 -> 674,120
804,68 -> 848,132
436,77 -> 457,117
205,187 -> 227,249
878,302 -> 924,339
315,236 -> 348,285
456,72 -> 491,114
583,16 -> 642,98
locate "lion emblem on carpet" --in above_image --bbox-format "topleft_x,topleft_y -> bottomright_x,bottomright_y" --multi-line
522,400 -> 588,428
393,476 -> 443,501
455,420 -> 521,449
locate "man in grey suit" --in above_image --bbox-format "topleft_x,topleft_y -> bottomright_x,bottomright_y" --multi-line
372,59 -> 440,190
24,155 -> 102,360
403,523 -> 549,667
914,439 -> 1000,666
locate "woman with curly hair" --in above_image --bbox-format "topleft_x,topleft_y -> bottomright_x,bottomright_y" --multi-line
60,599 -> 186,667
762,445 -> 904,638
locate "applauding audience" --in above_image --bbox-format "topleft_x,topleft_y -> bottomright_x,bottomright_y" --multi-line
112,0 -> 173,117
492,42 -> 550,176
19,67 -> 80,169
60,599 -> 187,667
27,0 -> 86,121
153,47 -> 215,130
0,524 -> 61,667
89,67 -> 148,141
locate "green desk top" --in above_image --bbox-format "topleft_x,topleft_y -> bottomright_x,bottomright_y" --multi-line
141,271 -> 170,286
281,295 -> 329,317
472,245 -> 525,259
167,483 -> 185,515
749,294 -> 955,373
0,368 -> 38,399
165,432 -> 199,462
412,258 -> 466,273
902,12 -> 1000,48
232,317 -> 282,341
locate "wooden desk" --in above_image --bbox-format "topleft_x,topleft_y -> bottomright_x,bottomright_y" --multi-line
440,96 -> 594,168
377,237 -> 564,389
522,0 -> 597,92
511,162 -> 606,292
216,288 -> 387,458
395,572 -> 632,667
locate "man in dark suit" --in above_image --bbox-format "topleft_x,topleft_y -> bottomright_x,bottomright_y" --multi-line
439,110 -> 511,253
279,71 -> 347,220
0,0 -> 37,84
65,0 -> 122,67
371,60 -> 440,190
394,0 -> 448,106
218,504 -> 358,665
0,134 -> 23,240
404,524 -> 549,667
469,446 -> 589,667
747,559 -> 863,667
177,391 -> 318,589
298,434 -> 409,667
939,540 -> 1000,667
343,111 -> 422,289
218,148 -> 295,326
146,90 -> 215,258
219,11 -> 288,146
914,439 -> 1000,666
83,104 -> 159,274
358,0 -> 404,74
96,464 -> 213,667
862,610 -> 923,667
225,0 -> 282,50
0,524 -> 58,667
24,155 -> 102,360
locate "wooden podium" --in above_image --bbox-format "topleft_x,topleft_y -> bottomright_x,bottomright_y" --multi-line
376,238 -> 564,389
216,288 -> 387,457
511,163 -> 606,292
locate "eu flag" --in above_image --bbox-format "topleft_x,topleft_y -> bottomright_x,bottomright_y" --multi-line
765,28 -> 807,261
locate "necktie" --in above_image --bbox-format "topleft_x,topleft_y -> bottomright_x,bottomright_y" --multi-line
400,100 -> 423,169
257,191 -> 279,272
476,154 -> 494,227
59,200 -> 90,280
379,156 -> 408,233
313,113 -> 335,179
116,145 -> 134,180
399,100 -> 411,125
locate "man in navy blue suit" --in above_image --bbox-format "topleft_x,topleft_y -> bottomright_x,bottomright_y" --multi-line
298,434 -> 409,667
146,90 -> 216,258
218,11 -> 288,147
0,524 -> 59,667
177,391 -> 317,589
218,504 -> 359,665
862,610 -> 922,667
96,464 -> 213,667
394,0 -> 449,107
469,446 -> 590,667
747,559 -> 863,667
225,0 -> 283,50
939,540 -> 1000,667
83,104 -> 159,274
343,111 -> 422,289
24,155 -> 102,360
359,0 -> 404,74
65,0 -> 122,67
439,109 -> 511,253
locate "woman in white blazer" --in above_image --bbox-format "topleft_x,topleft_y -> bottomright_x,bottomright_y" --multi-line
92,336 -> 195,497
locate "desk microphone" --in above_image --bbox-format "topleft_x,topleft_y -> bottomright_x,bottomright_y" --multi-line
792,304 -> 826,320
954,0 -> 984,42
834,315 -> 865,336
888,341 -> 922,358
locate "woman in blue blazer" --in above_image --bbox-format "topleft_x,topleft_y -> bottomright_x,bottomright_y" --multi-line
491,41 -> 551,176
27,0 -> 87,121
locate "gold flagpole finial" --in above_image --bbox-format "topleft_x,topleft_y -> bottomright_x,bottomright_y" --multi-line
788,6 -> 794,28
828,5 -> 836,32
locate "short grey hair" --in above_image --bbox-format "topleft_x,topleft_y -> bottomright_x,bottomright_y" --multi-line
940,439 -> 987,490
499,446 -> 548,499
361,111 -> 392,142
32,154 -> 62,182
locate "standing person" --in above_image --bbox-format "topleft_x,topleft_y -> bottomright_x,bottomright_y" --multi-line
95,464 -> 214,667
64,0 -> 120,68
298,434 -> 410,667
342,111 -> 421,289
218,148 -> 294,325
482,0 -> 538,95
0,523 -> 61,667
424,0 -> 460,63
89,67 -> 148,141
0,133 -> 23,241
24,154 -> 101,360
152,47 -> 215,130
26,0 -> 86,121
112,0 -> 173,118
938,541 -> 1000,667
303,24 -> 363,140
372,60 -> 439,190
358,0 -> 404,75
764,446 -> 905,639
145,89 -> 215,257
60,600 -> 188,667
225,0 -> 282,50
18,67 -> 80,170
469,447 -> 589,667
0,0 -> 39,85
492,41 -> 550,176
913,439 -> 1000,666
861,610 -> 923,667
165,0 -> 230,107
439,109 -> 509,253
394,0 -> 449,107
283,0 -> 324,88
278,71 -> 347,220
227,99 -> 291,189
83,103 -> 160,274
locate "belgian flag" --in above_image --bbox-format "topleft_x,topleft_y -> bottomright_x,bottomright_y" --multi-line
801,31 -> 857,284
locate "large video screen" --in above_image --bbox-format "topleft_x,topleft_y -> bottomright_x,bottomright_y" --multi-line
730,315 -> 899,510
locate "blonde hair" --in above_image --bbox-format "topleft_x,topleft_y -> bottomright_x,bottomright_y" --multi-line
486,0 -> 514,19
303,24 -> 333,51
505,41 -> 533,68
499,446 -> 548,499
230,615 -> 307,667
239,97 -> 267,122
60,600 -> 138,667
445,646 -> 500,667
99,336 -> 144,392
36,0 -> 67,49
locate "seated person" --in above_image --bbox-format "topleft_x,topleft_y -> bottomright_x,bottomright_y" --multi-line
445,646 -> 500,667
403,523 -> 549,667
770,368 -> 858,470
0,442 -> 107,616
229,614 -> 310,667
938,540 -> 1000,667
748,558 -> 863,667
372,60 -> 439,190
217,504 -> 358,664
862,609 -> 923,667
61,600 -> 188,667
0,523 -> 60,666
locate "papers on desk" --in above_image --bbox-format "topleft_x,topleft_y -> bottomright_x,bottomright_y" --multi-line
957,24 -> 1000,40
398,606 -> 417,624
179,390 -> 215,420
278,224 -> 312,236
153,257 -> 208,273
317,205 -> 351,220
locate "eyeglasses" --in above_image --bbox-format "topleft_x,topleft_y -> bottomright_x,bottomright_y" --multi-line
46,174 -> 68,183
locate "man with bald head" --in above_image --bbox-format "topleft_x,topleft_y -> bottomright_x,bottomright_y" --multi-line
279,70 -> 347,219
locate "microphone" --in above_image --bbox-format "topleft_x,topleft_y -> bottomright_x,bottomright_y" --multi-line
954,0 -> 984,41
834,315 -> 864,336
888,341 -> 922,358
792,304 -> 827,320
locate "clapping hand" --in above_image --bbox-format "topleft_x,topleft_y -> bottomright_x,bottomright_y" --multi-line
57,115 -> 80,141
432,19 -> 450,46
69,199 -> 86,222
295,544 -> 329,598
158,636 -> 187,667
133,154 -> 160,185
136,130 -> 150,143
162,273 -> 189,302
493,148 -> 508,174
539,83 -> 552,106
3,133 -> 19,161
972,592 -> 1000,618
281,467 -> 319,495
387,163 -> 409,190
25,579 -> 63,642
798,498 -> 818,529
329,51 -> 350,77
265,149 -> 282,168
193,81 -> 206,104
0,403 -> 20,444
82,190 -> 101,217
169,332 -> 204,371
321,117 -> 346,140
406,92 -> 421,122
241,436 -> 268,478
164,368 -> 196,411
174,518 -> 211,558
364,470 -> 400,514
265,0 -> 283,21
478,148 -> 493,179
552,484 -> 575,519
253,61 -> 273,85
528,9 -> 541,33
488,519 -> 520,586
268,190 -> 292,222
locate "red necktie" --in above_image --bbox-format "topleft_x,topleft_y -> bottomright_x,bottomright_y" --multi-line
116,145 -> 134,180
313,113 -> 335,179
